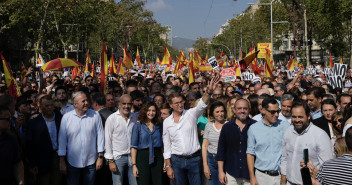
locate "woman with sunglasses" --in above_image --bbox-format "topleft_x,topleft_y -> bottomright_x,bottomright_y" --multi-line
202,101 -> 227,185
131,102 -> 163,185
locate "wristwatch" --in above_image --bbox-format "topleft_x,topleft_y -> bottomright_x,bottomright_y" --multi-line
98,155 -> 104,159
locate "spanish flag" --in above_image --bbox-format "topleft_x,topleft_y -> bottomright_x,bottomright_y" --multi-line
1,54 -> 21,99
264,48 -> 274,79
100,41 -> 108,94
189,59 -> 195,84
84,51 -> 92,72
161,45 -> 172,66
123,46 -> 133,69
91,62 -> 95,78
329,53 -> 333,68
136,48 -> 142,68
109,54 -> 117,74
340,57 -> 343,64
36,54 -> 45,67
117,57 -> 125,75
72,67 -> 78,79
20,63 -> 27,80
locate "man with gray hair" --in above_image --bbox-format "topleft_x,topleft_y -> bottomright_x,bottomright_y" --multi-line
280,94 -> 294,123
58,91 -> 105,185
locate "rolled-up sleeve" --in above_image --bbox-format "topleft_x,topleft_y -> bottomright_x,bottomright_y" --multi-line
96,115 -> 105,153
104,116 -> 114,160
246,127 -> 255,155
58,115 -> 68,156
216,126 -> 226,161
131,123 -> 140,149
163,121 -> 172,159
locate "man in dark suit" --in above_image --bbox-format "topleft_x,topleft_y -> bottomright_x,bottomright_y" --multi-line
26,95 -> 63,185
91,92 -> 112,185
92,92 -> 113,127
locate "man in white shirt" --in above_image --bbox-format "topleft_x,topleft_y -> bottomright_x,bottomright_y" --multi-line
104,94 -> 138,185
163,75 -> 220,185
280,101 -> 332,185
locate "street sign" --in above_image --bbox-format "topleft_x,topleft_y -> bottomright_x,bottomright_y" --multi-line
220,68 -> 236,82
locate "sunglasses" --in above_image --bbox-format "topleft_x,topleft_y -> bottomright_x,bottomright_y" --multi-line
333,119 -> 343,124
265,108 -> 281,115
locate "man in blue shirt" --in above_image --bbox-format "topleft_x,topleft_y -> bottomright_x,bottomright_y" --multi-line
246,97 -> 290,185
217,98 -> 256,185
58,91 -> 105,185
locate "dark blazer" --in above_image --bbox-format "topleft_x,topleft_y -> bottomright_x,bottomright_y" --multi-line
26,111 -> 62,174
312,116 -> 331,138
98,107 -> 113,127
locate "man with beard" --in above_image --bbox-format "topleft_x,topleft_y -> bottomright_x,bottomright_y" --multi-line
130,90 -> 145,115
247,97 -> 290,185
217,98 -> 256,184
55,86 -> 74,115
58,91 -> 105,185
280,101 -> 332,185
104,94 -> 138,185
307,87 -> 324,120
280,94 -> 294,123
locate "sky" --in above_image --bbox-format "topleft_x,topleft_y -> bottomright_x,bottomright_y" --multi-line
145,0 -> 251,40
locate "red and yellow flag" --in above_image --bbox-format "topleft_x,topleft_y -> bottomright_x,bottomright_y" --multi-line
136,48 -> 142,68
109,54 -> 117,74
329,53 -> 333,68
1,54 -> 21,99
20,63 -> 27,80
117,57 -> 125,75
156,57 -> 161,65
72,67 -> 78,79
100,41 -> 108,94
172,50 -> 185,74
161,45 -> 172,66
91,62 -> 95,78
340,57 -> 343,64
84,51 -> 92,72
123,46 -> 133,69
264,48 -> 274,79
189,59 -> 195,84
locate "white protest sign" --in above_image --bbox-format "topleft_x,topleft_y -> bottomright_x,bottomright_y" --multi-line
252,77 -> 261,84
208,56 -> 219,70
220,68 -> 236,83
305,68 -> 316,75
96,67 -> 101,73
108,77 -> 115,81
294,66 -> 301,72
286,70 -> 295,79
241,72 -> 255,81
333,63 -> 347,76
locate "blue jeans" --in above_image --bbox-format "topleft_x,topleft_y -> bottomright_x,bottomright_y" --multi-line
111,155 -> 137,185
67,163 -> 96,185
171,154 -> 201,185
207,152 -> 222,185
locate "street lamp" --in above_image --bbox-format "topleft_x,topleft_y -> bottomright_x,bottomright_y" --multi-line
248,1 -> 289,58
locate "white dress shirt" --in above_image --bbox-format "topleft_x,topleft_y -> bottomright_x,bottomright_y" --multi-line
280,123 -> 333,184
60,103 -> 74,115
104,110 -> 138,160
163,98 -> 208,159
58,109 -> 105,168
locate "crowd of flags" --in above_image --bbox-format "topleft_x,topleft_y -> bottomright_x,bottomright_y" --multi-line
1,41 -> 348,101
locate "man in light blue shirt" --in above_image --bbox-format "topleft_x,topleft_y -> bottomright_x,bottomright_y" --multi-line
247,97 -> 290,185
58,91 -> 105,185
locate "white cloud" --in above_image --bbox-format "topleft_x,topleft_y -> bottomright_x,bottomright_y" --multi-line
145,0 -> 170,12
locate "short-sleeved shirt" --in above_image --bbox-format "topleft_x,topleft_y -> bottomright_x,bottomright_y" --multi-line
0,132 -> 21,184
203,122 -> 223,154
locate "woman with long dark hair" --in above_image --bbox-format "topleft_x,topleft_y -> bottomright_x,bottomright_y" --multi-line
131,102 -> 163,185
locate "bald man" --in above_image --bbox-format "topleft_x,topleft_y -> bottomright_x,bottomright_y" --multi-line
104,94 -> 138,185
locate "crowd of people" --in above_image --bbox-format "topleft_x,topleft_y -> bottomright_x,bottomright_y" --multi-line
1,65 -> 352,185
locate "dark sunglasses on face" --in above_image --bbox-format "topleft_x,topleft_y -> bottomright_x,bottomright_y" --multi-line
265,108 -> 281,114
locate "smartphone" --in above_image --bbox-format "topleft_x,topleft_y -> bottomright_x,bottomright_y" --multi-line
301,148 -> 312,185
